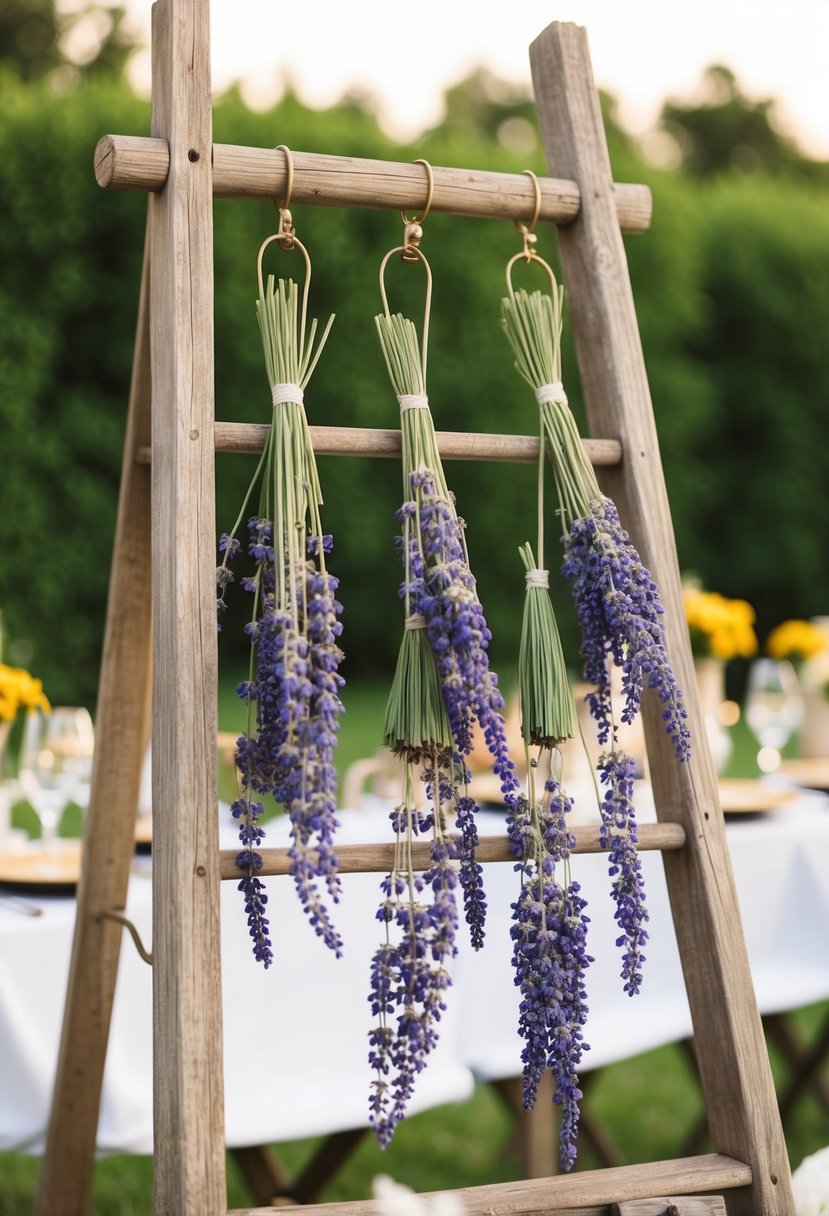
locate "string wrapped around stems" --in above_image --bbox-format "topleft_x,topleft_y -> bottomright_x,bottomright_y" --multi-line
217,202 -> 345,967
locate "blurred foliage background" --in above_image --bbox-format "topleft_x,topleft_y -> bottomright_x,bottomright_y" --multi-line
1,3 -> 828,707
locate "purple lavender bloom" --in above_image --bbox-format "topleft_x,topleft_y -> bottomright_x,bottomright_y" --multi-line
454,794 -> 487,950
422,755 -> 486,950
507,785 -> 591,1171
408,472 -> 518,801
222,520 -> 346,963
392,471 -> 519,947
597,749 -> 649,996
231,797 -> 272,968
368,811 -> 460,1148
561,498 -> 691,762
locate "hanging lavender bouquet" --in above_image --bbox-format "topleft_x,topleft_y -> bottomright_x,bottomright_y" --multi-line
509,304 -> 589,1168
367,309 -> 516,1146
501,274 -> 691,1003
501,285 -> 691,766
217,272 -> 344,968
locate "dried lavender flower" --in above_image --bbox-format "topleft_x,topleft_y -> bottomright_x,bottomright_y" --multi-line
217,275 -> 344,964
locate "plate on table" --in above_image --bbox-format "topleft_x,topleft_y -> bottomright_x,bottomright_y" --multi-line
0,840 -> 82,894
718,779 -> 797,817
778,758 -> 829,793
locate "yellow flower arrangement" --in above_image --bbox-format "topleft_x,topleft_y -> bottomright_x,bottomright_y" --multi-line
766,619 -> 827,665
0,663 -> 51,722
683,587 -> 758,662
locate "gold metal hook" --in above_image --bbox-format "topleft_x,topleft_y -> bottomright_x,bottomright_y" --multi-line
400,159 -> 433,264
274,144 -> 295,249
505,247 -> 560,306
257,231 -> 313,343
515,169 -> 542,261
379,244 -> 433,380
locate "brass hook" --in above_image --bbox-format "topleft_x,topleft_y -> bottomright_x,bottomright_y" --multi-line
258,144 -> 312,331
400,159 -> 433,264
515,168 -> 541,261
378,244 -> 433,380
274,144 -> 295,249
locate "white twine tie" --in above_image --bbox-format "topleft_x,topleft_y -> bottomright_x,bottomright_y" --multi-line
271,383 -> 304,407
398,394 -> 429,413
405,613 -> 427,630
535,381 -> 568,407
525,568 -> 550,590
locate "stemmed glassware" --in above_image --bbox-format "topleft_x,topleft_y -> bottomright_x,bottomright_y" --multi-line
744,659 -> 802,773
18,708 -> 94,846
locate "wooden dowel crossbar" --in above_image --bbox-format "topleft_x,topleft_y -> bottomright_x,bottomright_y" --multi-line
219,822 -> 686,881
136,424 -> 622,466
94,135 -> 652,233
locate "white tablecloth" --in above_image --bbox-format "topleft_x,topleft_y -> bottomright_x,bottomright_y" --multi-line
459,786 -> 829,1078
1,785 -> 828,1155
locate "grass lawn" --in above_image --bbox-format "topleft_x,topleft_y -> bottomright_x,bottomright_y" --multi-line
1,680 -> 825,1212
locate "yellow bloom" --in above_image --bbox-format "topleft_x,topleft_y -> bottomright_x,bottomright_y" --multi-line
0,664 -> 51,720
766,619 -> 827,663
683,586 -> 758,662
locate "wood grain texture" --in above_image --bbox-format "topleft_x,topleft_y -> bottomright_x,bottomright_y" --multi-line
212,423 -> 622,465
138,426 -> 622,466
148,1 -> 226,1213
219,822 -> 685,881
94,134 -> 653,233
613,1200 -> 727,1216
529,22 -> 793,1216
35,221 -> 154,1216
228,1155 -> 752,1216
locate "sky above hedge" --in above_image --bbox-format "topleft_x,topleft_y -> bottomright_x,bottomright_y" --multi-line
106,0 -> 829,157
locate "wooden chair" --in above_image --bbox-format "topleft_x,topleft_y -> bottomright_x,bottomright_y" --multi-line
35,3 -> 796,1213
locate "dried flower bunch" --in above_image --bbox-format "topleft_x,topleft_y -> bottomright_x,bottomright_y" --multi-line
367,306 -> 515,1146
217,266 -> 344,968
499,257 -> 690,1167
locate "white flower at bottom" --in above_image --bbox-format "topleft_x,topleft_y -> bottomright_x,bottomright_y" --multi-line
372,1175 -> 463,1216
792,1146 -> 829,1216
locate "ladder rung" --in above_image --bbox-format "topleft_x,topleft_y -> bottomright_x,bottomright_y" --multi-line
94,136 -> 653,234
225,1153 -> 751,1216
135,425 -> 622,466
219,822 -> 686,881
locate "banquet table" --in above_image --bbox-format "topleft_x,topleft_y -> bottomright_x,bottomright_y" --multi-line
1,782 -> 827,1177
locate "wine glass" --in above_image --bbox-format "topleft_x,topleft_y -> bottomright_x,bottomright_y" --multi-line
744,659 -> 802,773
18,708 -> 94,846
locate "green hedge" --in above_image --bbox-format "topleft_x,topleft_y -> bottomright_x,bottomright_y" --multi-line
1,73 -> 827,707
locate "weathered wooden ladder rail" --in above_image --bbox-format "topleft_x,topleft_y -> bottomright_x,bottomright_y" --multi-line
218,822 -> 687,881
95,134 -> 652,232
35,4 -> 796,1216
134,425 -> 623,466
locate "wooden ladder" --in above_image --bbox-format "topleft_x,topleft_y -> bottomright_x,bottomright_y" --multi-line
35,2 -> 795,1213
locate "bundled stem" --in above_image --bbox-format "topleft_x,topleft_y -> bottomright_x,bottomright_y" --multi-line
501,286 -> 599,529
502,283 -> 690,762
518,543 -> 576,747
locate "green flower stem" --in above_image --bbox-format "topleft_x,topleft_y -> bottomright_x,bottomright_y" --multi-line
376,311 -> 453,759
254,274 -> 335,611
501,286 -> 601,534
518,543 -> 576,746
